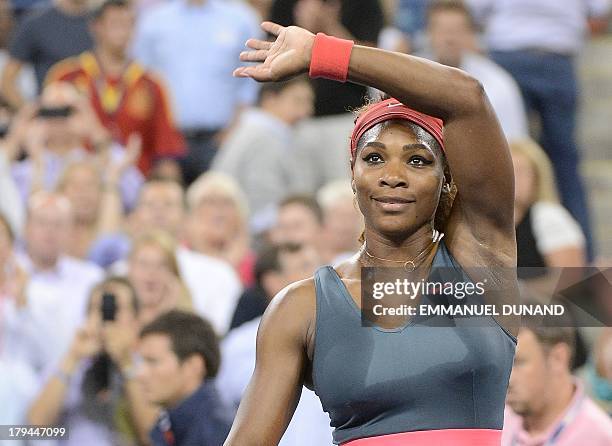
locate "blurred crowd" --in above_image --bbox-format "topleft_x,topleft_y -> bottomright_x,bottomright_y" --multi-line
0,0 -> 610,445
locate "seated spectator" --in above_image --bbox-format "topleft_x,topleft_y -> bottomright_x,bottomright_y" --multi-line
139,311 -> 233,446
212,77 -> 314,228
317,180 -> 363,265
578,328 -> 612,415
128,231 -> 193,325
28,276 -> 158,446
93,178 -> 242,334
424,0 -> 528,140
270,194 -> 326,260
229,242 -> 320,330
57,150 -> 140,259
46,0 -> 186,178
17,191 -> 104,371
511,139 -> 586,276
9,82 -> 144,209
502,312 -> 612,445
186,172 -> 256,287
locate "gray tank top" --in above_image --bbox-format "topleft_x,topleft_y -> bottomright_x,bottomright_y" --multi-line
312,241 -> 516,444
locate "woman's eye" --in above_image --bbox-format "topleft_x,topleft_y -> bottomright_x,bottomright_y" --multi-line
364,153 -> 383,164
408,156 -> 431,166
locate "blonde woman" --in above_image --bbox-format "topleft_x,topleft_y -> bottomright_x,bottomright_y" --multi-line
511,138 -> 586,272
127,231 -> 192,325
185,172 -> 256,286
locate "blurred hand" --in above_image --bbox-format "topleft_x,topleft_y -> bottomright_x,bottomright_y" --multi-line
103,322 -> 137,369
234,22 -> 315,82
1,103 -> 38,161
66,322 -> 102,369
105,133 -> 142,185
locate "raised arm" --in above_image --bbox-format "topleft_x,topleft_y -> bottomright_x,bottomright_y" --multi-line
236,23 -> 515,259
224,281 -> 315,446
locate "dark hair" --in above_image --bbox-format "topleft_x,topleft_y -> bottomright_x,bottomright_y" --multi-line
87,276 -> 140,314
427,0 -> 476,30
91,0 -> 130,21
254,242 -> 304,287
278,194 -> 324,224
140,310 -> 221,379
0,212 -> 13,242
257,75 -> 311,105
520,300 -> 576,365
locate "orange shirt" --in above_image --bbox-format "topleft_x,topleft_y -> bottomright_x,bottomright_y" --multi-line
46,51 -> 185,175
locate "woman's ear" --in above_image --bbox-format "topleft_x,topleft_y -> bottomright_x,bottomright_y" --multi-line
351,179 -> 356,194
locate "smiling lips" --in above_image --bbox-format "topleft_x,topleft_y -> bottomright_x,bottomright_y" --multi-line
372,196 -> 415,212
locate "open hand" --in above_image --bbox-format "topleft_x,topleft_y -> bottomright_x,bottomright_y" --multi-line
234,21 -> 315,82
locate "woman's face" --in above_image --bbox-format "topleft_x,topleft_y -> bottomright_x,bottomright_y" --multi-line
512,151 -> 537,211
128,243 -> 172,307
352,122 -> 444,239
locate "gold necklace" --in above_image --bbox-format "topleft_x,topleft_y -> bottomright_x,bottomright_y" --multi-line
361,229 -> 444,272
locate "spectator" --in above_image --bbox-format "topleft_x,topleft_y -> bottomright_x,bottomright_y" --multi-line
217,243 -> 329,445
139,310 -> 233,446
270,0 -> 384,192
229,242 -> 320,330
28,276 -> 158,446
0,0 -> 36,104
57,147 -> 140,260
317,180 -> 362,265
511,139 -> 586,277
9,82 -> 144,209
93,178 -> 242,334
467,0 -> 611,259
133,0 -> 261,183
270,194 -> 326,258
424,0 -> 528,140
17,191 -> 104,371
128,231 -> 193,325
186,172 -> 256,286
212,76 -> 314,228
1,0 -> 94,107
502,313 -> 612,445
46,0 -> 186,177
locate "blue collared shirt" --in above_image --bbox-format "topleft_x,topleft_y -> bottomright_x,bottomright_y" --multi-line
150,381 -> 233,446
133,0 -> 260,129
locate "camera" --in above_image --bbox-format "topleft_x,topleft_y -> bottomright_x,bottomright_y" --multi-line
101,292 -> 117,322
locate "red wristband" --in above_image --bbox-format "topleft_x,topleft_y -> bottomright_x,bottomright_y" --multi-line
309,33 -> 354,82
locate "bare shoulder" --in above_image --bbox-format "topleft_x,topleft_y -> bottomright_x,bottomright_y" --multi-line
259,277 -> 318,345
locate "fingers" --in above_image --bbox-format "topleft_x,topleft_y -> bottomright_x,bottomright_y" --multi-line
232,66 -> 273,82
261,21 -> 284,36
246,38 -> 272,50
240,49 -> 269,62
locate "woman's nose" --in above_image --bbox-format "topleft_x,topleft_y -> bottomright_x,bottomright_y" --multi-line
379,162 -> 408,188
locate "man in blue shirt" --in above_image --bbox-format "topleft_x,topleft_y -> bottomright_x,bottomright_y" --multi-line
133,0 -> 260,183
139,310 -> 232,446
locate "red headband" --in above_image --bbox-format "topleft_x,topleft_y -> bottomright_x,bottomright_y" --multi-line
350,98 -> 445,159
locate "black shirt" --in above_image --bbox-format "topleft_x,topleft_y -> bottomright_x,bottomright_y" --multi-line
270,0 -> 384,116
9,5 -> 94,90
